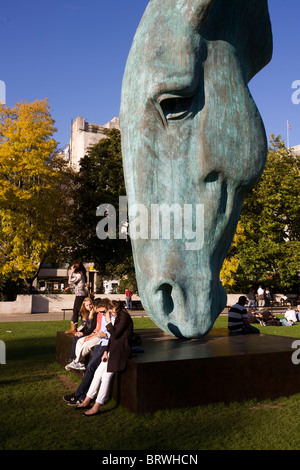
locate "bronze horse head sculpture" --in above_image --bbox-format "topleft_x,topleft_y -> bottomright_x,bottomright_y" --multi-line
120,0 -> 273,338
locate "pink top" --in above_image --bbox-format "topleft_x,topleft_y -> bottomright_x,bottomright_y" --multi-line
96,313 -> 103,331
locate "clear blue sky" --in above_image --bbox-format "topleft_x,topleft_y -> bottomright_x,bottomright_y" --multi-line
1,0 -> 300,149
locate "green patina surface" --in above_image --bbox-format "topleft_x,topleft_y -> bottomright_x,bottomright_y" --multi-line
120,0 -> 273,338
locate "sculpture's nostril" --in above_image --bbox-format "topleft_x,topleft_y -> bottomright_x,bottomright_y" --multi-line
157,283 -> 174,315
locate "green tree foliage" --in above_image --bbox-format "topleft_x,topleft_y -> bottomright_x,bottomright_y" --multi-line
118,274 -> 138,295
228,135 -> 300,292
0,99 -> 75,291
69,129 -> 135,279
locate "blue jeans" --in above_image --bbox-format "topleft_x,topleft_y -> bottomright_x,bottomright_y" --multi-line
280,320 -> 293,326
229,324 -> 260,335
242,324 -> 260,334
75,344 -> 106,400
70,336 -> 80,360
126,297 -> 132,309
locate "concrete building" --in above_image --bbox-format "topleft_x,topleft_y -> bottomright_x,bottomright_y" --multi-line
35,261 -> 120,295
69,116 -> 120,171
35,262 -> 98,293
291,144 -> 300,156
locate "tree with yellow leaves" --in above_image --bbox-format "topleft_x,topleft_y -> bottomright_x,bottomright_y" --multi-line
220,222 -> 246,291
0,99 -> 73,291
220,135 -> 300,293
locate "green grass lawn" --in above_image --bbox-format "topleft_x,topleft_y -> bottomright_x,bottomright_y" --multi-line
0,316 -> 300,451
215,314 -> 300,338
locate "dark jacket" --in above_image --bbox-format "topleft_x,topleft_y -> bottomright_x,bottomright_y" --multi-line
106,310 -> 133,373
81,312 -> 98,337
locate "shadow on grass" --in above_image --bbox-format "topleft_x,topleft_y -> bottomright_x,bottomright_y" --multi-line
0,372 -> 56,388
4,336 -> 56,364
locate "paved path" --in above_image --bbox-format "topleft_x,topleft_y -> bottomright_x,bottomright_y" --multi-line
1,307 -> 287,323
0,310 -> 148,322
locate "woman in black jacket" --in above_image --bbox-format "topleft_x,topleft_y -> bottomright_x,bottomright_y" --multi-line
65,297 -> 98,368
76,300 -> 133,416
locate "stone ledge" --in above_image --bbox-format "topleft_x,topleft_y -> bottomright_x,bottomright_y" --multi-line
57,328 -> 300,413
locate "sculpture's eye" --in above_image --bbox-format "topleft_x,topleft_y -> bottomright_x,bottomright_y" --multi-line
159,95 -> 194,121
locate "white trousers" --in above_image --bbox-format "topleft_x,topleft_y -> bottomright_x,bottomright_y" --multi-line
87,358 -> 114,405
75,336 -> 100,362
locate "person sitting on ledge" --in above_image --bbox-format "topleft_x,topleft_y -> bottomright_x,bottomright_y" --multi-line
75,300 -> 133,416
63,299 -> 115,406
228,296 -> 260,335
65,297 -> 97,367
65,298 -> 111,371
78,293 -> 95,326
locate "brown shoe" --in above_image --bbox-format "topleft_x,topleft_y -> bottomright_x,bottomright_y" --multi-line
65,322 -> 77,336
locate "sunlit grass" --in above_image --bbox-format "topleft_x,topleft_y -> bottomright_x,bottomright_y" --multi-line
0,317 -> 299,450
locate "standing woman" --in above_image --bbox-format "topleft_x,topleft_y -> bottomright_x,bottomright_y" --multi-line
65,261 -> 88,335
76,300 -> 133,416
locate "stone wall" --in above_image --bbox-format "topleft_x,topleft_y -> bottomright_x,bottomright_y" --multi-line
0,293 -> 295,316
0,295 -> 32,315
0,293 -> 140,315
